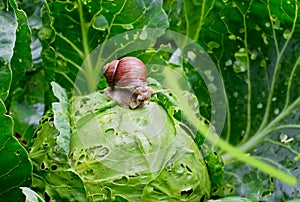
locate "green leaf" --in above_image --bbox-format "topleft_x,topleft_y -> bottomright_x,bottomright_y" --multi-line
0,3 -> 14,101
0,99 -> 32,201
9,71 -> 47,148
41,0 -> 168,94
9,0 -> 33,90
192,0 -> 300,200
51,81 -> 71,156
29,115 -> 86,201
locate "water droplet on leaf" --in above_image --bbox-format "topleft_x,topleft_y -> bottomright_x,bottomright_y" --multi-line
139,26 -> 148,40
225,59 -> 232,66
207,41 -> 220,53
283,29 -> 292,39
233,48 -> 248,73
187,51 -> 197,62
207,83 -> 217,93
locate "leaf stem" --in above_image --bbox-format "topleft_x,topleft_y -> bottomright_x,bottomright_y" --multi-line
239,5 -> 253,143
284,56 -> 300,110
77,0 -> 97,94
238,97 -> 300,153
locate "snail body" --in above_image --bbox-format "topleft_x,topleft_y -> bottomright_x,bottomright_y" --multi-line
103,57 -> 158,109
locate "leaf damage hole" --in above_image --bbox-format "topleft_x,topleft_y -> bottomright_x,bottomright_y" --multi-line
40,162 -> 46,170
180,163 -> 193,173
15,150 -> 21,156
152,187 -> 163,194
104,128 -> 115,136
15,132 -> 22,139
181,188 -> 193,197
200,195 -> 205,202
113,176 -> 128,185
22,140 -> 28,146
51,164 -> 58,171
45,192 -> 50,202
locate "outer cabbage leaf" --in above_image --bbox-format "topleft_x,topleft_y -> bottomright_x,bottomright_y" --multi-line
165,0 -> 300,200
0,99 -> 32,201
0,2 -> 14,101
29,83 -> 86,201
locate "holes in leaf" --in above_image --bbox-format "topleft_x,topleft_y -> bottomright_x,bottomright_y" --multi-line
15,150 -> 21,156
180,163 -> 193,173
15,133 -> 22,139
83,169 -> 95,178
43,143 -> 49,147
22,140 -> 28,146
81,97 -> 90,104
186,165 -> 192,173
181,188 -> 193,197
199,195 -> 205,202
152,187 -> 163,193
40,162 -> 45,170
114,196 -> 129,202
104,128 -> 115,136
44,192 -> 50,202
113,176 -> 128,185
51,164 -> 58,171
261,190 -> 273,197
74,110 -> 80,117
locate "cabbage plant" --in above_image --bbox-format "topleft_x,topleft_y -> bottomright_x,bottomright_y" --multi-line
28,82 -> 216,201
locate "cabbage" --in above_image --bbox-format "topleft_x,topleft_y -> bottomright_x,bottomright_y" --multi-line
69,91 -> 211,201
30,83 -> 212,201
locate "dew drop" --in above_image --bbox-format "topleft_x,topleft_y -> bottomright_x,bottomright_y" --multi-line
207,83 -> 217,93
262,32 -> 268,45
207,41 -> 220,53
225,59 -> 232,66
274,108 -> 280,115
260,59 -> 267,67
204,70 -> 214,82
228,34 -> 236,40
280,134 -> 288,142
187,51 -> 197,62
265,22 -> 270,27
283,29 -> 292,39
139,28 -> 148,40
233,48 -> 248,73
233,92 -> 238,97
272,97 -> 277,102
250,53 -> 257,60
257,103 -> 263,109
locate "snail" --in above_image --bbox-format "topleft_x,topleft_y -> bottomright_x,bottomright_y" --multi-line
103,56 -> 162,109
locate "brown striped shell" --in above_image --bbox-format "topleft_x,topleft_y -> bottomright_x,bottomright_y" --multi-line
103,56 -> 147,88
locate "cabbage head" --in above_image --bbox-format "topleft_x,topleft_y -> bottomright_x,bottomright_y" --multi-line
30,83 -> 212,201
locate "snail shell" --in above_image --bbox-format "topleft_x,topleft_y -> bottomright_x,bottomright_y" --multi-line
103,56 -> 155,109
103,56 -> 147,88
